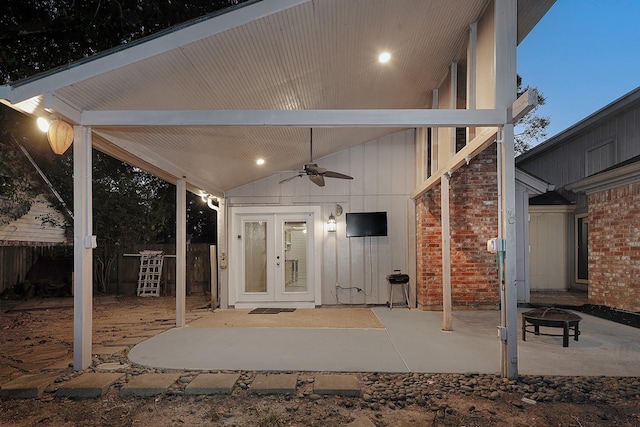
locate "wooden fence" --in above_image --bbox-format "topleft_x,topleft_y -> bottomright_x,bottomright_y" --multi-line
0,243 -> 214,297
0,245 -> 73,293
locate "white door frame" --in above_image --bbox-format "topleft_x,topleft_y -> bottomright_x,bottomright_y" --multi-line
229,206 -> 322,308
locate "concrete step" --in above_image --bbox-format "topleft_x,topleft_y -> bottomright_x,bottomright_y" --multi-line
185,373 -> 240,395
56,373 -> 124,399
120,373 -> 181,398
250,373 -> 298,395
314,374 -> 360,397
0,373 -> 59,399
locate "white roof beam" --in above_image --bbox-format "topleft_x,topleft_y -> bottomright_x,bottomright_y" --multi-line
81,109 -> 507,127
43,93 -> 83,123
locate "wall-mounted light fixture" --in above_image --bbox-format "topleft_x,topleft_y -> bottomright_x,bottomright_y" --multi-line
37,117 -> 74,155
327,212 -> 337,232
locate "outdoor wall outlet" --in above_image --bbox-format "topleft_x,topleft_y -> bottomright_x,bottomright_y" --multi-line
220,253 -> 227,269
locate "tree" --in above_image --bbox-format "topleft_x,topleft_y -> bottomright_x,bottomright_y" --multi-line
1,0 -> 237,291
514,75 -> 550,155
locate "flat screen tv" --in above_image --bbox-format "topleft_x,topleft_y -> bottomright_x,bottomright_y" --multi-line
346,212 -> 388,237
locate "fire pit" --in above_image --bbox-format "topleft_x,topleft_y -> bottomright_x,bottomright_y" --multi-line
522,307 -> 582,347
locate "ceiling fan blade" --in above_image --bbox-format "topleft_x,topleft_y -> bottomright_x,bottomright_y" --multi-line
323,170 -> 354,180
279,174 -> 302,184
309,174 -> 325,187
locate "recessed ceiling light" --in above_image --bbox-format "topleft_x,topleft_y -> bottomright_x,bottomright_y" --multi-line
378,52 -> 391,63
256,158 -> 265,165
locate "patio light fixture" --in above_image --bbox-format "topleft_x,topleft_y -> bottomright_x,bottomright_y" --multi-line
327,212 -> 337,232
378,52 -> 391,63
37,117 -> 74,155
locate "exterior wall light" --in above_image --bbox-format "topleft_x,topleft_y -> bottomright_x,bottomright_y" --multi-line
47,119 -> 74,155
327,212 -> 337,232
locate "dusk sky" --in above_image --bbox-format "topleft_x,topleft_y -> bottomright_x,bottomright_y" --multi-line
517,0 -> 640,144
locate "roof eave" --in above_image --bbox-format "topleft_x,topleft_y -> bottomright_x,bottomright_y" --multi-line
566,160 -> 640,194
516,86 -> 640,164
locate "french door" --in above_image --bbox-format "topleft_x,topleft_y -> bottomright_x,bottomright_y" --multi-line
230,207 -> 320,307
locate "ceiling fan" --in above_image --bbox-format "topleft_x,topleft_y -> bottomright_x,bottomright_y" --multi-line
279,129 -> 353,187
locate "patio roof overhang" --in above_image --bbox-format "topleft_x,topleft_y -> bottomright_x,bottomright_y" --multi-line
1,0 -> 553,197
0,0 -> 556,379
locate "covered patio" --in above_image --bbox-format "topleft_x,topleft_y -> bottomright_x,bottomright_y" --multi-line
1,0 -> 557,380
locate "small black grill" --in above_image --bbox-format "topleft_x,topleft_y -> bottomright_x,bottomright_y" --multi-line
387,273 -> 410,284
386,270 -> 410,309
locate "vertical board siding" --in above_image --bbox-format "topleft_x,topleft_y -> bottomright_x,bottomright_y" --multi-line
227,129 -> 415,305
517,102 -> 640,200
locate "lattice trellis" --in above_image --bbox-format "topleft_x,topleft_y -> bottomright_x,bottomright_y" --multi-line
136,250 -> 164,297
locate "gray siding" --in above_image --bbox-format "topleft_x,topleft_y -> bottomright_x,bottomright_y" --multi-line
517,96 -> 640,202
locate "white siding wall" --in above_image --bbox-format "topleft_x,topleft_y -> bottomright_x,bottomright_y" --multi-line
529,207 -> 572,291
226,129 -> 415,305
0,196 -> 67,244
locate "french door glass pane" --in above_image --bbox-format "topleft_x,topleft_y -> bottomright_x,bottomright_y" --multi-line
284,221 -> 308,293
244,221 -> 267,293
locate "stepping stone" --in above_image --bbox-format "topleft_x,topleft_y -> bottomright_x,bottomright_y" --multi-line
0,373 -> 59,399
250,374 -> 297,395
96,362 -> 130,371
185,373 -> 240,395
56,373 -> 123,399
346,417 -> 377,427
120,373 -> 181,398
44,359 -> 73,371
314,374 -> 360,397
103,337 -> 145,346
92,345 -> 128,355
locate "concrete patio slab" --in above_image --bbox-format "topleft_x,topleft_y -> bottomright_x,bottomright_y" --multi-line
250,374 -> 297,395
0,373 -> 59,399
185,373 -> 240,395
120,373 -> 180,398
126,307 -> 640,377
56,373 -> 123,399
314,374 -> 360,396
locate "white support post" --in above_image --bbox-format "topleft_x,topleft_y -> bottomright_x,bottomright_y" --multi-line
500,124 -> 518,378
431,89 -> 439,175
73,126 -> 93,370
495,0 -> 518,379
218,197 -> 228,309
450,62 -> 458,157
467,22 -> 478,141
441,173 -> 452,331
176,178 -> 187,327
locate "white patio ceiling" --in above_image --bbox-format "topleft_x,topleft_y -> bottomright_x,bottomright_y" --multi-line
1,0 -> 553,196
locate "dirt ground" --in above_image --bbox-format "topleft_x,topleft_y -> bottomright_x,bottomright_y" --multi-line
1,296 -> 639,426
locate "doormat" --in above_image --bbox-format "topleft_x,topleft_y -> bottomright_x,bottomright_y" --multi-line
248,308 -> 296,314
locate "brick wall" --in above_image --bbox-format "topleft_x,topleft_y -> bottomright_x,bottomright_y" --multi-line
588,182 -> 640,312
416,144 -> 500,310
